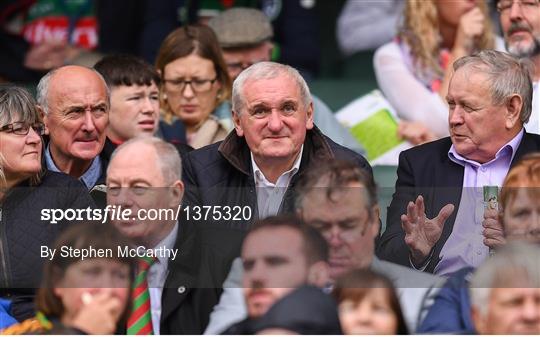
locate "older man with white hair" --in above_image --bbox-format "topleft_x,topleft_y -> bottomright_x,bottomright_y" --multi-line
470,242 -> 540,334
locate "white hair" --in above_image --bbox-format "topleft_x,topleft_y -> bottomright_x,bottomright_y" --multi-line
108,137 -> 182,183
469,242 -> 540,317
231,61 -> 312,115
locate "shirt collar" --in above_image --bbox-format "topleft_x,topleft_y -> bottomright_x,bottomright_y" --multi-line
448,128 -> 524,168
152,221 -> 178,265
45,144 -> 102,189
251,145 -> 304,185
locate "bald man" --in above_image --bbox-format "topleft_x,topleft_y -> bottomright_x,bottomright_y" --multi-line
37,65 -> 110,189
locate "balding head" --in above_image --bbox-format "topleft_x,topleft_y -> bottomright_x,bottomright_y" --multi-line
106,137 -> 184,247
39,65 -> 110,176
37,65 -> 110,115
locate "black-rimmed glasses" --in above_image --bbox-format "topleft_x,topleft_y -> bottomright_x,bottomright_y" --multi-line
162,77 -> 217,93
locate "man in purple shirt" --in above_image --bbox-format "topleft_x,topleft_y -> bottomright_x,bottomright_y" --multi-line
377,50 -> 540,275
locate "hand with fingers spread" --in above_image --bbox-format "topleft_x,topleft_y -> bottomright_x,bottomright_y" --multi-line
482,208 -> 506,250
401,195 -> 455,265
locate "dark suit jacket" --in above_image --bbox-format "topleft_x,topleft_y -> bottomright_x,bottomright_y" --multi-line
159,127 -> 371,334
376,132 -> 540,272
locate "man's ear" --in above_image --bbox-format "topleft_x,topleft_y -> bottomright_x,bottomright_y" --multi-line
305,102 -> 314,130
307,261 -> 330,288
37,105 -> 50,135
370,205 -> 381,238
232,110 -> 244,137
169,180 -> 184,208
505,94 -> 522,129
471,306 -> 486,334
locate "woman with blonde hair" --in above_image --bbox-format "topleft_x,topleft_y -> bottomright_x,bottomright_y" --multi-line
374,0 -> 501,144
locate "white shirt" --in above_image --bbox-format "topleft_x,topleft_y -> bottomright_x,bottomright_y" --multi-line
147,222 -> 178,334
251,146 -> 303,219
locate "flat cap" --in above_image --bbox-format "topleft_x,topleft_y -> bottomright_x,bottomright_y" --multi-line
208,7 -> 273,49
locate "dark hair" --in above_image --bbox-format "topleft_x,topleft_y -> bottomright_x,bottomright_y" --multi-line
94,54 -> 160,88
295,160 -> 377,218
155,25 -> 232,121
249,215 -> 328,265
36,222 -> 136,326
332,269 -> 409,335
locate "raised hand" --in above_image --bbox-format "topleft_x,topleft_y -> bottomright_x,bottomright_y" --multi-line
71,290 -> 124,334
482,208 -> 506,249
454,6 -> 485,54
401,195 -> 455,265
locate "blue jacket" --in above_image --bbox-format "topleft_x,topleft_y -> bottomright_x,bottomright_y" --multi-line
0,298 -> 17,330
417,267 -> 475,334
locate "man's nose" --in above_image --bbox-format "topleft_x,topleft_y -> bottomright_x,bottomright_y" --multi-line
141,96 -> 156,114
81,110 -> 97,132
509,1 -> 525,21
449,107 -> 464,127
267,109 -> 284,132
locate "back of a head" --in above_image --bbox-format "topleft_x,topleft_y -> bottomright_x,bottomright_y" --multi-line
253,285 -> 342,335
94,54 -> 160,88
207,7 -> 273,49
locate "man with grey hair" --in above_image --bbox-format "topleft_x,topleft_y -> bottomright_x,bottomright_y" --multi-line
180,61 -> 371,332
470,242 -> 540,334
207,7 -> 365,154
37,65 -> 110,190
377,50 -> 540,276
498,0 -> 540,133
107,136 -> 208,334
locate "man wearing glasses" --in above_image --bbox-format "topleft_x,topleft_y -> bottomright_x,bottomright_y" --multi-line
205,160 -> 443,334
499,0 -> 540,133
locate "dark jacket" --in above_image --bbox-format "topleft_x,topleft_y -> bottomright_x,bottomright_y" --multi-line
0,171 -> 95,321
159,127 -> 371,334
376,133 -> 540,272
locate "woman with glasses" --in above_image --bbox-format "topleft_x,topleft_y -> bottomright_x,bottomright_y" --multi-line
156,25 -> 232,149
374,0 -> 500,145
0,84 -> 94,322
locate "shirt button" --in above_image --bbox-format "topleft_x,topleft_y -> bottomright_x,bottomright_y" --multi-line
480,167 -> 487,172
178,286 -> 186,294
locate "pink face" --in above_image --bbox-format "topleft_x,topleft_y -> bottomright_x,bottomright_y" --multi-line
500,0 -> 540,58
106,143 -> 183,247
446,68 -> 519,163
241,227 -> 310,318
44,67 -> 109,163
300,183 -> 379,281
474,287 -> 540,334
233,73 -> 313,166
108,83 -> 160,142
162,54 -> 221,130
53,258 -> 131,324
0,122 -> 42,185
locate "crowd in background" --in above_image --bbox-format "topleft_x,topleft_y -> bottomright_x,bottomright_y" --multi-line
1,0 -> 540,335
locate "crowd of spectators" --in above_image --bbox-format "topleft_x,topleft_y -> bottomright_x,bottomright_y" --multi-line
1,0 -> 540,335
